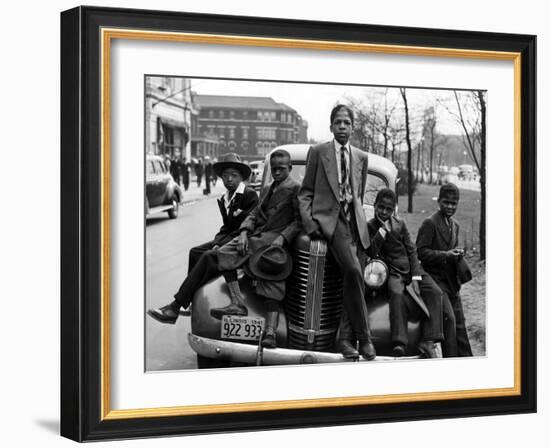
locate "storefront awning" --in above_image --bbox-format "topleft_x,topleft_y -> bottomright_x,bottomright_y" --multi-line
159,116 -> 187,130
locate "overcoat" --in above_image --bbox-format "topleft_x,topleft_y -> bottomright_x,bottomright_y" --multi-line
416,211 -> 461,294
217,175 -> 301,271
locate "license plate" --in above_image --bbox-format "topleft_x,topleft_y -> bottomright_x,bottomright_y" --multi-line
221,315 -> 265,341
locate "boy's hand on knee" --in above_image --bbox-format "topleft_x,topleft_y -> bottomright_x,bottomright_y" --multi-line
272,235 -> 285,247
237,231 -> 249,255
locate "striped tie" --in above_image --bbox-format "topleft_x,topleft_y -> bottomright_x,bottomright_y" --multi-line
340,147 -> 350,219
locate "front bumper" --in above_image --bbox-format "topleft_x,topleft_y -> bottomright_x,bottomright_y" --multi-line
188,334 -> 419,365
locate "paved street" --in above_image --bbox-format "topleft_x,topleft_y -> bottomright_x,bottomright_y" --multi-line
145,181 -> 226,371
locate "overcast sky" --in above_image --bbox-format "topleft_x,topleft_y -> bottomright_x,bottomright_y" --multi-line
186,77 -> 481,143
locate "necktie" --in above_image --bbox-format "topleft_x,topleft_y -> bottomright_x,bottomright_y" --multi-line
340,146 -> 350,219
340,146 -> 347,185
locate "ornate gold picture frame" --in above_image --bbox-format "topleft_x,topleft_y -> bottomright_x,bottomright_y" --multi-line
61,6 -> 536,441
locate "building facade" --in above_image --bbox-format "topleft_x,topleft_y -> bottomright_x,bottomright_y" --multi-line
192,94 -> 308,161
145,77 -> 194,160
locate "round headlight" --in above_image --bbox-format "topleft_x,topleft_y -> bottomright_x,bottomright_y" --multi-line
364,259 -> 389,289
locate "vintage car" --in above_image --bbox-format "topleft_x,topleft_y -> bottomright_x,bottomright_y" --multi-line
145,154 -> 183,219
247,160 -> 265,191
188,144 -> 423,368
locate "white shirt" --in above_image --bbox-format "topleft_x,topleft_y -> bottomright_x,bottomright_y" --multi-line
334,139 -> 351,185
221,182 -> 245,214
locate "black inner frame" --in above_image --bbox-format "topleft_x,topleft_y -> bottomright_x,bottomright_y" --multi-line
60,6 -> 536,442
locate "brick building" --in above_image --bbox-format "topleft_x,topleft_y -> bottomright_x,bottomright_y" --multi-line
191,94 -> 308,161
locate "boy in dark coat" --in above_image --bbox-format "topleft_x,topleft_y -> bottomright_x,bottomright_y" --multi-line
148,150 -> 301,349
416,183 -> 472,357
367,188 -> 448,358
187,153 -> 258,272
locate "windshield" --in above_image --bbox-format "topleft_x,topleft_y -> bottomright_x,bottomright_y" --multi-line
261,162 -> 389,206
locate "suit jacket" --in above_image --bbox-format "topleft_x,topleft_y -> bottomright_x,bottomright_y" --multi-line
218,175 -> 302,271
367,215 -> 422,278
213,185 -> 259,246
298,141 -> 370,249
416,211 -> 461,294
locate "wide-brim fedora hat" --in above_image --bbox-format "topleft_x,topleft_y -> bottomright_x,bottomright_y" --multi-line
247,245 -> 293,281
213,152 -> 251,180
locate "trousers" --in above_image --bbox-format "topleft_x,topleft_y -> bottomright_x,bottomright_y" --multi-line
174,249 -> 221,309
329,210 -> 371,340
387,273 -> 447,345
440,286 -> 472,357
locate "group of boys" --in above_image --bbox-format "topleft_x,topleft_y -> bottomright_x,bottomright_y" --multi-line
148,104 -> 473,360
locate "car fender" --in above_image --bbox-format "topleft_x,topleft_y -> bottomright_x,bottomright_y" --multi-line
191,273 -> 288,345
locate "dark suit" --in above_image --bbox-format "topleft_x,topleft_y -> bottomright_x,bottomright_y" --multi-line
417,211 -> 472,356
367,216 -> 446,346
298,141 -> 371,340
188,185 -> 258,272
218,176 -> 301,271
174,176 -> 300,307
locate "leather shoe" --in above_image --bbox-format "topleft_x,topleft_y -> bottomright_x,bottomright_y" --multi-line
392,344 -> 406,357
210,303 -> 248,319
358,339 -> 376,361
262,328 -> 277,349
337,340 -> 359,359
147,303 -> 180,324
417,340 -> 441,359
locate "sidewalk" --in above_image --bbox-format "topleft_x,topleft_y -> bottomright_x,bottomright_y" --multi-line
180,180 -> 226,204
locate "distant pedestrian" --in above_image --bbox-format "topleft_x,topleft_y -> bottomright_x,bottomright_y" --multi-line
211,158 -> 218,186
179,157 -> 190,191
170,153 -> 180,185
203,157 -> 212,195
195,158 -> 204,187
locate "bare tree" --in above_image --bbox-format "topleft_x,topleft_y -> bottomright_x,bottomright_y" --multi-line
447,90 -> 486,260
400,88 -> 414,213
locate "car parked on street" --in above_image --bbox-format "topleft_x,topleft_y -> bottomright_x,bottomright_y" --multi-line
247,160 -> 265,191
187,144 -> 424,368
146,154 -> 183,219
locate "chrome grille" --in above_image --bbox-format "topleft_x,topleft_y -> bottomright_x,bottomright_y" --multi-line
285,239 -> 343,351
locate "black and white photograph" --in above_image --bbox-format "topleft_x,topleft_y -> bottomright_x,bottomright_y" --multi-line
145,76 -> 487,371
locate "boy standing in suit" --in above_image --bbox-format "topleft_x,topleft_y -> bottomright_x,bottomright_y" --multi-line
367,188 -> 447,358
416,183 -> 472,357
187,153 -> 258,272
298,105 -> 375,360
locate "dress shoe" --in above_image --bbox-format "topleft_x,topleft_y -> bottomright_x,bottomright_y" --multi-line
358,339 -> 377,361
147,302 -> 180,324
210,303 -> 248,319
261,310 -> 279,348
262,328 -> 277,349
392,344 -> 407,357
417,340 -> 441,359
337,340 -> 360,359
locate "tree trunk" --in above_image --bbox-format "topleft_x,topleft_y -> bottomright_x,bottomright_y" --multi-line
478,91 -> 486,260
400,88 -> 413,213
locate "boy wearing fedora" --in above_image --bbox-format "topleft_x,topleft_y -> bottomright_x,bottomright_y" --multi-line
187,153 -> 259,272
416,183 -> 473,357
148,149 -> 301,349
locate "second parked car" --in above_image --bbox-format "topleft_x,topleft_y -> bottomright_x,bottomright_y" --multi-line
146,154 -> 183,219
